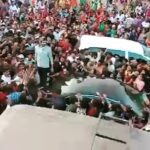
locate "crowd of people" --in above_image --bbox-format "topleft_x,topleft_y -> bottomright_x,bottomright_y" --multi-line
0,0 -> 150,129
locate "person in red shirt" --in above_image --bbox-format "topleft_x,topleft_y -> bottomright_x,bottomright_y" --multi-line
80,12 -> 87,23
146,7 -> 150,20
0,91 -> 7,103
59,38 -> 71,52
87,100 -> 99,117
92,21 -> 99,32
0,82 -> 7,114
42,8 -> 48,19
70,0 -> 78,8
146,38 -> 150,47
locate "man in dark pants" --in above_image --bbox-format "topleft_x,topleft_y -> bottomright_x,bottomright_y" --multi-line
35,37 -> 53,87
37,67 -> 50,87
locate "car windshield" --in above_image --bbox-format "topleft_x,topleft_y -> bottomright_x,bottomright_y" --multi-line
60,77 -> 147,116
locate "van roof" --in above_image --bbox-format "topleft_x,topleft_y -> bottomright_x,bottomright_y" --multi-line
79,35 -> 144,55
0,105 -> 149,150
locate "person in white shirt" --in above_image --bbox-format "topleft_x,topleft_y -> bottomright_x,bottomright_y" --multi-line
109,15 -> 117,23
35,37 -> 53,87
24,53 -> 35,65
142,20 -> 150,29
67,53 -> 77,63
116,11 -> 125,22
135,4 -> 143,15
108,60 -> 115,73
12,71 -> 23,85
53,28 -> 65,41
9,2 -> 18,18
1,70 -> 11,84
124,15 -> 134,29
117,21 -> 125,30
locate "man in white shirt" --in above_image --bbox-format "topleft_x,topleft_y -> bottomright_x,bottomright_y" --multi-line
124,15 -> 134,29
35,37 -> 53,87
135,4 -> 143,15
142,20 -> 150,29
109,15 -> 117,23
53,28 -> 65,41
1,70 -> 11,84
9,2 -> 18,18
108,60 -> 115,73
116,11 -> 125,22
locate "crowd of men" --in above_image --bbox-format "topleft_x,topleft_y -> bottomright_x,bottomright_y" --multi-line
0,0 -> 150,129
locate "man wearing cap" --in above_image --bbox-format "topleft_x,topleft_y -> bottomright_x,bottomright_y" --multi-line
35,37 -> 53,87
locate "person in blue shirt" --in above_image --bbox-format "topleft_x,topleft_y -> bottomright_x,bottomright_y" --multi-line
7,91 -> 21,106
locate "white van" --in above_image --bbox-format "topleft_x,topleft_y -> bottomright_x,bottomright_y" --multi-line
79,35 -> 150,62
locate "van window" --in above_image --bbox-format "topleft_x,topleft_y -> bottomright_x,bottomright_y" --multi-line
108,49 -> 125,57
88,47 -> 101,52
128,52 -> 147,60
142,45 -> 150,58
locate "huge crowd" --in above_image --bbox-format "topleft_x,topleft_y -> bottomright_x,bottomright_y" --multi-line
0,0 -> 150,129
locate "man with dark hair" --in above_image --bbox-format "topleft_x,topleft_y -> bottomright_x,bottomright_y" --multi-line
35,37 -> 53,87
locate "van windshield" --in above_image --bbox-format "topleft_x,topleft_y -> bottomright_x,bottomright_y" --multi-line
61,77 -> 146,116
